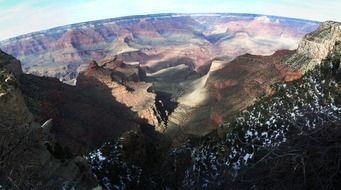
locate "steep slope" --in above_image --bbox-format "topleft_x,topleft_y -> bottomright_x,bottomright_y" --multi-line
158,21 -> 340,144
20,73 -> 140,154
18,55 -> 165,155
88,34 -> 341,190
0,50 -> 98,189
0,14 -> 318,80
160,50 -> 301,143
234,122 -> 341,189
206,50 -> 301,123
77,57 -> 165,130
0,49 -> 172,189
84,21 -> 341,189
0,49 -> 22,77
179,55 -> 340,189
285,21 -> 341,71
0,16 -> 337,189
1,46 -> 167,188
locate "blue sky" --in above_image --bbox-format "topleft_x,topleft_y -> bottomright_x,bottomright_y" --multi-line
0,0 -> 340,40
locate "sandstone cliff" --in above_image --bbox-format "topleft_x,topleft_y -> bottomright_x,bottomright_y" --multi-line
0,14 -> 318,80
163,21 -> 341,142
163,50 -> 300,142
77,57 -> 165,131
284,21 -> 341,72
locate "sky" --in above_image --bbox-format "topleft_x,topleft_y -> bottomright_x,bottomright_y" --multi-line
0,0 -> 340,40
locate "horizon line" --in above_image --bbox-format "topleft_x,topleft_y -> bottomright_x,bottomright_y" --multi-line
0,12 -> 322,43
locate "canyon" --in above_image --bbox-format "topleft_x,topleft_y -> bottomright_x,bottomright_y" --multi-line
89,21 -> 341,190
0,14 -> 318,81
0,13 -> 340,189
0,14 -> 320,142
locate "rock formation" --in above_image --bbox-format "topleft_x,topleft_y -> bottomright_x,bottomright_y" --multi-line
284,21 -> 341,72
0,14 -> 318,80
0,48 -> 168,189
157,21 -> 341,142
0,50 -> 22,77
161,50 -> 301,142
77,57 -> 165,131
0,13 -> 340,189
0,50 -> 98,189
86,21 -> 341,190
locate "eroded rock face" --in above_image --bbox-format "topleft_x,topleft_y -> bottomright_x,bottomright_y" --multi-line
0,50 -> 166,188
20,72 -> 140,154
206,50 -> 300,128
0,50 -> 22,77
0,69 -> 32,151
162,50 -> 300,142
77,57 -> 165,131
285,21 -> 341,72
0,14 -> 319,80
0,54 -> 29,153
0,50 -> 97,189
86,24 -> 341,189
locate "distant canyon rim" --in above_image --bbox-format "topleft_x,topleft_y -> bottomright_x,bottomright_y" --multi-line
0,13 -> 320,141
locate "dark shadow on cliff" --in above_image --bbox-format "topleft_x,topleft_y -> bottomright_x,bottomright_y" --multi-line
154,91 -> 178,125
19,73 -> 145,155
143,57 -> 196,73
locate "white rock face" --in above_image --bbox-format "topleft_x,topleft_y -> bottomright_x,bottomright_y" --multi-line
285,21 -> 341,72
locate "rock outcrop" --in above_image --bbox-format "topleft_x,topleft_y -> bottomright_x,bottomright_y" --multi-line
20,69 -> 140,154
77,57 -> 165,131
0,50 -> 22,77
159,21 -> 341,142
1,49 -> 165,189
86,21 -> 341,189
0,50 -> 98,189
162,50 -> 301,143
284,21 -> 341,72
0,69 -> 32,152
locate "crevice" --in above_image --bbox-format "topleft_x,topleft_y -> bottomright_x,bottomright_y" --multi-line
154,91 -> 178,126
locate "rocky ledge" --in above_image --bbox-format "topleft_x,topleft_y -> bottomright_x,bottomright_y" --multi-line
285,21 -> 341,72
77,56 -> 165,131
